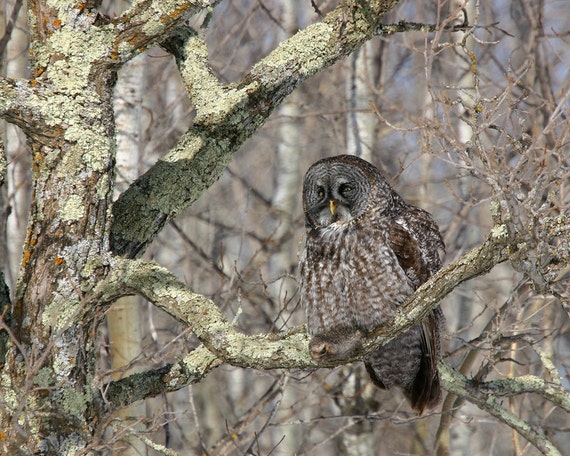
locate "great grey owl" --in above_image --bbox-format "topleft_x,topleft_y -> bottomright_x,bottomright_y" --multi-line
299,154 -> 445,413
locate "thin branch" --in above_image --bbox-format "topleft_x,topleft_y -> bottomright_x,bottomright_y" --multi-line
0,0 -> 24,57
101,345 -> 220,412
379,12 -> 470,36
440,363 -> 562,456
0,141 -> 6,188
475,376 -> 570,413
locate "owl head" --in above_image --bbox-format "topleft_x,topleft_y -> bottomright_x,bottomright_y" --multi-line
302,155 -> 400,229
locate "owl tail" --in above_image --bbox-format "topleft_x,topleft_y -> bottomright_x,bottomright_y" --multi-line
364,313 -> 443,414
407,352 -> 442,414
406,314 -> 443,413
365,357 -> 441,414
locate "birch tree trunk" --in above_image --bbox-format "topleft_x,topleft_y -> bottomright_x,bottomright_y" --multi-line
1,0 -> 29,289
107,47 -> 147,455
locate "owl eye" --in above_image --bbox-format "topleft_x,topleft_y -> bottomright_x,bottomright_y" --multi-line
317,187 -> 326,200
338,183 -> 353,197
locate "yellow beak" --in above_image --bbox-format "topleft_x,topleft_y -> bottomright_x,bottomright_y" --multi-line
329,199 -> 336,215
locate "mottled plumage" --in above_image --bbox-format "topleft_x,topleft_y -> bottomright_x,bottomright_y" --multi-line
299,154 -> 445,413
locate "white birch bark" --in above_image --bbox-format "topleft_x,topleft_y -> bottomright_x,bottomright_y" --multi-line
108,50 -> 148,455
2,0 -> 29,290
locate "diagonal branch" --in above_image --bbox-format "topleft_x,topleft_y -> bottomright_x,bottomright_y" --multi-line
0,77 -> 60,144
440,363 -> 562,456
109,0 -> 222,64
365,226 -> 511,348
109,0 -> 401,257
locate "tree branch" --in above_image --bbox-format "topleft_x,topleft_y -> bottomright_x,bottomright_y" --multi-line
110,0 -> 222,64
0,140 -> 5,188
101,214 -> 570,369
95,223 -> 514,395
91,256 -> 314,369
109,0 -> 401,257
365,225 -> 511,347
0,77 -> 59,144
100,345 -> 221,412
440,363 -> 562,456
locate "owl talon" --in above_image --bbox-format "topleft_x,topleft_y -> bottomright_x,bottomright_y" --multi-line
309,341 -> 332,360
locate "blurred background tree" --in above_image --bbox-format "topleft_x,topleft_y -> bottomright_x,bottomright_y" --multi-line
1,0 -> 569,455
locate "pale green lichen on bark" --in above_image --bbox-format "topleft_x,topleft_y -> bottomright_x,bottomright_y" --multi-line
48,28 -> 113,89
176,33 -> 257,127
491,223 -> 508,239
161,131 -> 205,164
0,369 -> 19,412
60,194 -> 85,222
64,126 -> 111,172
61,385 -> 91,417
253,22 -> 333,78
34,367 -> 56,388
42,298 -> 81,332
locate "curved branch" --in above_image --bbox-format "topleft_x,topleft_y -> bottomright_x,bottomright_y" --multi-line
440,363 -> 562,456
100,222 -> 515,369
96,223 -> 513,381
92,257 -> 314,369
101,345 -> 220,412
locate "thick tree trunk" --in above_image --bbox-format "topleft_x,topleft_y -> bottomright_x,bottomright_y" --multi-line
0,1 -> 403,452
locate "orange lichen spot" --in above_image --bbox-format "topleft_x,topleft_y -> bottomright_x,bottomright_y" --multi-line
230,433 -> 238,440
53,18 -> 62,28
21,250 -> 32,267
161,4 -> 189,23
56,229 -> 63,237
468,51 -> 477,72
0,430 -> 6,442
54,257 -> 64,265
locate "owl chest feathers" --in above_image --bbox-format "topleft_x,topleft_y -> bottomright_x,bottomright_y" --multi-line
300,217 -> 414,336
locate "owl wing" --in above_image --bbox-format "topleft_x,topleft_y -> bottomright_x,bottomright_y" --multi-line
389,207 -> 444,286
387,207 -> 445,412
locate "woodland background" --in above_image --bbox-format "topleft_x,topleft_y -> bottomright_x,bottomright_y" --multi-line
1,0 -> 570,455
